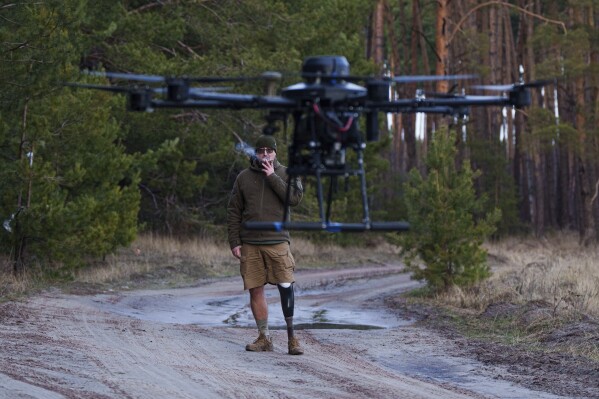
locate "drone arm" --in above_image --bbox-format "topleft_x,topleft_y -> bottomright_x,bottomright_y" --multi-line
426,96 -> 516,107
368,102 -> 470,116
151,99 -> 295,110
183,92 -> 296,109
425,93 -> 531,109
367,92 -> 529,117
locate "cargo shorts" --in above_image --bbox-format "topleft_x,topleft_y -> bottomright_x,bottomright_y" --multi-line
240,242 -> 295,290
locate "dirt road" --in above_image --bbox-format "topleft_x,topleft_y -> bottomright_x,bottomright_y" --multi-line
0,265 -> 567,398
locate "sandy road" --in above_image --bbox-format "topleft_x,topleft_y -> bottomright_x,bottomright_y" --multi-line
0,265 -> 565,398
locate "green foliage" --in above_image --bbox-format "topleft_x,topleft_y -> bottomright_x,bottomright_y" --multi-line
527,108 -> 582,154
0,1 -> 139,269
468,137 -> 521,236
397,131 -> 501,291
76,0 -> 378,236
1,87 -> 140,268
7,0 -> 585,271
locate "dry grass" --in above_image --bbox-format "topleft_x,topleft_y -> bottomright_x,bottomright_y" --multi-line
0,233 -> 400,297
0,259 -> 38,298
73,234 -> 241,289
2,231 -> 598,314
434,232 -> 599,319
423,233 -> 599,366
73,233 -> 400,290
292,236 -> 400,267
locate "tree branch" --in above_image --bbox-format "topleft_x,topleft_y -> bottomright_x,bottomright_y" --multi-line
448,1 -> 567,45
128,1 -> 170,14
177,40 -> 200,59
412,26 -> 438,62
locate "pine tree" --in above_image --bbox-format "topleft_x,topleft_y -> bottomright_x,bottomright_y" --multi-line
398,131 -> 501,291
0,1 -> 139,271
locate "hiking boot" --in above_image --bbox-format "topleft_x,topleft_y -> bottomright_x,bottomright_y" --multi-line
288,336 -> 304,355
245,333 -> 273,352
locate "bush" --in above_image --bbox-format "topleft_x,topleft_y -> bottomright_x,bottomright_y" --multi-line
397,131 -> 501,291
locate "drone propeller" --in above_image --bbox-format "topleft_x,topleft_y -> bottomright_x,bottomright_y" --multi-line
63,82 -> 137,93
298,72 -> 478,85
151,87 -> 231,96
470,78 -> 555,92
81,70 -> 284,104
85,70 -> 165,83
422,83 -> 463,98
64,81 -> 154,111
390,74 -> 478,84
85,70 -> 280,84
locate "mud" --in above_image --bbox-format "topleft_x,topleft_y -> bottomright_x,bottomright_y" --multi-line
389,297 -> 599,398
0,264 -> 589,398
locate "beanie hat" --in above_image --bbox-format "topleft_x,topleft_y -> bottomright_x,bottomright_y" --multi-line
255,135 -> 277,151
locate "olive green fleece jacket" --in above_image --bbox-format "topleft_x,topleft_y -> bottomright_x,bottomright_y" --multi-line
227,159 -> 303,249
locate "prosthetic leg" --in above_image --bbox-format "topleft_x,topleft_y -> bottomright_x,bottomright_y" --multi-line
278,282 -> 303,355
277,283 -> 295,337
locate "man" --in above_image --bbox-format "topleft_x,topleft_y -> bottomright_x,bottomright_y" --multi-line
227,135 -> 304,355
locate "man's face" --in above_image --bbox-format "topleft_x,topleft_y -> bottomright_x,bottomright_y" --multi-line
255,147 -> 276,163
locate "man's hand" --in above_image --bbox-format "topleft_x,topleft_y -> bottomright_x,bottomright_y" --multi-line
231,245 -> 242,259
262,159 -> 274,176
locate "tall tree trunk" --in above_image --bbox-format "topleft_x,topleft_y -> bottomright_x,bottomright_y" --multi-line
502,9 -> 517,164
569,4 -> 594,244
13,101 -> 30,275
384,0 -> 404,173
526,1 -> 545,236
581,2 -> 598,244
415,0 -> 432,162
434,0 -> 449,93
372,0 -> 386,70
404,0 -> 422,172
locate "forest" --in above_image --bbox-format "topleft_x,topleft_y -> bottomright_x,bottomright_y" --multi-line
1,0 -> 598,271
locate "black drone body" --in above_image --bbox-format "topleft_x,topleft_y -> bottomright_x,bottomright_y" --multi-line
67,55 -> 546,232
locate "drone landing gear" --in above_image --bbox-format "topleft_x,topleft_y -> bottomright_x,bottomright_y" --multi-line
301,171 -> 408,232
245,150 -> 409,232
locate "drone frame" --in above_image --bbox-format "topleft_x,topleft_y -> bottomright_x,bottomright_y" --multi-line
66,55 -> 548,232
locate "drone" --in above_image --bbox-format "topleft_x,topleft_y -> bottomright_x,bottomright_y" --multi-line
66,55 -> 549,232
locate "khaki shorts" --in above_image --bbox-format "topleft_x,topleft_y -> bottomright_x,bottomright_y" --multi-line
240,242 -> 295,290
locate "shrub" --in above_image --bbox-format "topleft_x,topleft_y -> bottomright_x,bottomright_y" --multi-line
397,131 -> 501,291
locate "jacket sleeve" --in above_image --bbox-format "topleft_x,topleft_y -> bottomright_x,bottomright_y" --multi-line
266,171 -> 303,207
227,177 -> 243,249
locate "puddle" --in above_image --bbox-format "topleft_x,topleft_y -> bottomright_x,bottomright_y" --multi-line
218,287 -> 410,330
87,280 -> 412,330
293,323 -> 384,330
